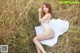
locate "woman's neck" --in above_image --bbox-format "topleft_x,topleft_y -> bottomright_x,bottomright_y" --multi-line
46,12 -> 49,14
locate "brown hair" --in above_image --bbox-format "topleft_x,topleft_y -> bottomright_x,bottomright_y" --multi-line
41,3 -> 52,17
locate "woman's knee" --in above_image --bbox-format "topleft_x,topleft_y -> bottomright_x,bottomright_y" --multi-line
33,37 -> 38,42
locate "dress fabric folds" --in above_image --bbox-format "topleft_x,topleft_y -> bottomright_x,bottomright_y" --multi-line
35,18 -> 69,47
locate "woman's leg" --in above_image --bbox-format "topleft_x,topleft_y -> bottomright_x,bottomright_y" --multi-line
33,36 -> 47,53
36,46 -> 41,53
33,29 -> 55,53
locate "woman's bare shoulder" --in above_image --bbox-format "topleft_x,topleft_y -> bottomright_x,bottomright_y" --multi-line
46,13 -> 51,18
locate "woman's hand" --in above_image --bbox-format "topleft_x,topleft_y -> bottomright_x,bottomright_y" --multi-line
39,19 -> 44,23
38,8 -> 42,13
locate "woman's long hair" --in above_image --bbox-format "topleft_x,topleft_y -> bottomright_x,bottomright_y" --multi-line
41,3 -> 52,17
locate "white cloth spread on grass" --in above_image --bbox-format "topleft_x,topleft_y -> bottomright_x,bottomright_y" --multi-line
35,18 -> 69,47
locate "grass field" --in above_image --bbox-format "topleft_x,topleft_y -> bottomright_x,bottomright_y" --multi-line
0,0 -> 80,53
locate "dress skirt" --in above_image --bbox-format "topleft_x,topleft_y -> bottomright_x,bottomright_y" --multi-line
35,19 -> 69,47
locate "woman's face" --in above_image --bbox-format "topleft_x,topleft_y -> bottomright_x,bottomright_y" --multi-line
43,5 -> 49,13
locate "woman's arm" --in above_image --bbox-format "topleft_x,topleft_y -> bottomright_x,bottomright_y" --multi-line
39,12 -> 42,23
38,7 -> 44,23
41,14 -> 51,22
39,14 -> 51,23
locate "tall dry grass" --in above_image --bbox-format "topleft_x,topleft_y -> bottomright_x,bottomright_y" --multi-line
0,0 -> 80,53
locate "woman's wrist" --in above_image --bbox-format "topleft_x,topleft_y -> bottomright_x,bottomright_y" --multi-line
39,12 -> 41,14
39,12 -> 41,17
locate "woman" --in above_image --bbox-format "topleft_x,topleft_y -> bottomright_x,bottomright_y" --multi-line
33,3 -> 69,53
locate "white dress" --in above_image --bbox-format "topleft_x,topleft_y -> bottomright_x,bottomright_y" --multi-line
35,18 -> 69,47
